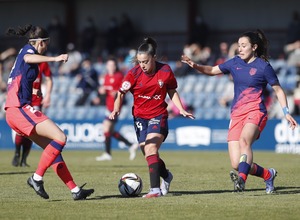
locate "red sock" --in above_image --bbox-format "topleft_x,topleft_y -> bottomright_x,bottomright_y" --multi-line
35,140 -> 64,177
250,163 -> 271,180
146,154 -> 160,188
52,155 -> 76,190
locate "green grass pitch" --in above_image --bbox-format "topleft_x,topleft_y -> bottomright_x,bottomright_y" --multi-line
0,150 -> 299,220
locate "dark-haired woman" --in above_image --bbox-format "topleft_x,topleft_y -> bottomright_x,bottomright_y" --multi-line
5,24 -> 94,200
110,37 -> 194,198
182,29 -> 297,193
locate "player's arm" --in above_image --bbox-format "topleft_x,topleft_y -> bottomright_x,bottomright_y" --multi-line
181,54 -> 222,76
41,75 -> 53,108
109,91 -> 125,120
272,84 -> 297,129
167,89 -> 195,119
24,53 -> 68,64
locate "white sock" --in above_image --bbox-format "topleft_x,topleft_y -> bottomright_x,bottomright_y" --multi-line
150,187 -> 161,194
33,173 -> 43,181
71,186 -> 80,193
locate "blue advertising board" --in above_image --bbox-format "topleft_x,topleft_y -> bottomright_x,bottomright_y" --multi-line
0,118 -> 299,153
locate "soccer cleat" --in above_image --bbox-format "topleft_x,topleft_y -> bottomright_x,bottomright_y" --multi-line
128,143 -> 139,160
230,171 -> 245,192
265,168 -> 277,194
72,183 -> 94,200
142,189 -> 162,198
27,176 -> 49,199
12,154 -> 20,167
160,170 -> 173,196
95,152 -> 112,161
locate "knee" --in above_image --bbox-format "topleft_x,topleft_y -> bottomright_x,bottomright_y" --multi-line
57,132 -> 67,145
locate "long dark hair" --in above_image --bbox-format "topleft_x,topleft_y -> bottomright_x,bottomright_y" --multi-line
240,29 -> 269,62
6,24 -> 49,42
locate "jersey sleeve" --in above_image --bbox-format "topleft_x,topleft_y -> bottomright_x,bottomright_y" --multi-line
119,71 -> 135,94
264,64 -> 279,86
218,57 -> 235,74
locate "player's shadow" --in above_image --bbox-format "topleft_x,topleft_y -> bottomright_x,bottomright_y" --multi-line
81,186 -> 300,201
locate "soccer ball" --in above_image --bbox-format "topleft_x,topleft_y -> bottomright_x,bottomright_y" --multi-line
118,173 -> 143,197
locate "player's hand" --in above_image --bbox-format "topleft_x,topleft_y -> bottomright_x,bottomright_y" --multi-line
286,114 -> 298,130
180,110 -> 195,119
181,55 -> 195,68
109,110 -> 120,120
56,54 -> 69,63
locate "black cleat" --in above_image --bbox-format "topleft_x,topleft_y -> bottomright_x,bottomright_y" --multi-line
12,155 -> 20,167
72,183 -> 94,200
27,176 -> 49,199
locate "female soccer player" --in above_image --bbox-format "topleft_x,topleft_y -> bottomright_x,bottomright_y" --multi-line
12,62 -> 53,167
96,57 -> 138,161
110,37 -> 194,198
181,29 -> 298,193
5,24 -> 94,200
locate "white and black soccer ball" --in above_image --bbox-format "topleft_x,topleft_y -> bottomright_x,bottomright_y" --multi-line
118,173 -> 143,197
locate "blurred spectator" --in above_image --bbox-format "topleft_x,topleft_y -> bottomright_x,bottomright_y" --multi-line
119,13 -> 136,48
293,80 -> 300,115
47,16 -> 66,55
75,58 -> 99,106
105,16 -> 120,56
286,11 -> 300,44
228,42 -> 239,58
80,16 -> 97,59
58,43 -> 82,76
284,11 -> 300,72
215,42 -> 229,65
0,48 -> 17,92
218,75 -> 234,107
188,15 -> 209,47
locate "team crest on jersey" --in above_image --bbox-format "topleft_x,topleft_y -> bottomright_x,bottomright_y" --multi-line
158,79 -> 164,88
249,68 -> 257,76
121,81 -> 131,91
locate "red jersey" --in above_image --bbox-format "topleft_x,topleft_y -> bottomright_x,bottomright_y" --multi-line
120,62 -> 177,119
103,71 -> 124,112
31,62 -> 52,106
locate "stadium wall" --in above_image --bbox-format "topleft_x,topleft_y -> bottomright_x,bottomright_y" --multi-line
0,118 -> 299,154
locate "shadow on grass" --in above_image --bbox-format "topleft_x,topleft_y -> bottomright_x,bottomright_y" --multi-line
0,171 -> 34,175
87,186 -> 300,200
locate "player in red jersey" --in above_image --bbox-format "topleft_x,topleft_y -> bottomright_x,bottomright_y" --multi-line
12,62 -> 53,167
182,29 -> 297,194
110,37 -> 194,198
5,24 -> 94,200
96,57 -> 138,161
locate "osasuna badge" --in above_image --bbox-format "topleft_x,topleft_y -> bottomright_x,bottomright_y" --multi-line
158,79 -> 164,88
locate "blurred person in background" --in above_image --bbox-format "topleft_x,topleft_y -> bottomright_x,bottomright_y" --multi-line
12,62 -> 53,167
96,57 -> 138,161
182,29 -> 297,194
5,24 -> 94,200
75,57 -> 99,106
110,37 -> 194,198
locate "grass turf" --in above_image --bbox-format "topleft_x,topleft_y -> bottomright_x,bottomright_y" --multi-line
0,150 -> 299,220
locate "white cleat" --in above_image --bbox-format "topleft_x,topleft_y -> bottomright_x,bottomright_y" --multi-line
129,143 -> 139,160
160,170 -> 173,196
95,152 -> 112,161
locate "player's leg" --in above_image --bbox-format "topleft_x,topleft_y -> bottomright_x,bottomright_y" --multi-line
96,118 -> 112,161
12,133 -> 22,166
27,119 -> 66,199
141,133 -> 164,198
20,137 -> 32,167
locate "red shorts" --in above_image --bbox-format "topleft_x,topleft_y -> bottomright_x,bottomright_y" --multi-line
227,110 -> 267,142
6,104 -> 48,137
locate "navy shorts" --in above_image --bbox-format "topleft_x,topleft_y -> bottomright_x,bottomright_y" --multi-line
133,114 -> 169,143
